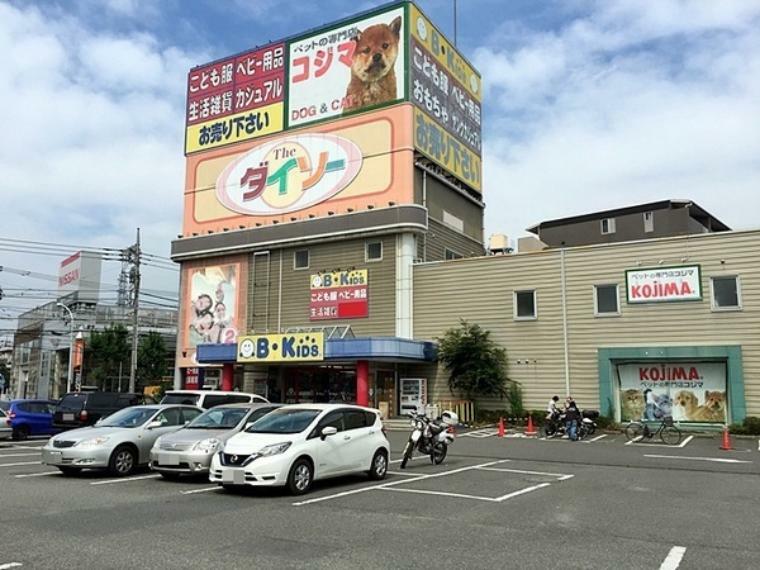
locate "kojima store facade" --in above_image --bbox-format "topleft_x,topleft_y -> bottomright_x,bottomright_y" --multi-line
172,2 -> 485,418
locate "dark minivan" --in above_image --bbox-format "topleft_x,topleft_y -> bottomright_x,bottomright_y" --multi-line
53,392 -> 142,429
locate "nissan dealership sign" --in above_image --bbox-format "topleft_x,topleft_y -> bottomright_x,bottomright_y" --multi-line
58,251 -> 103,303
625,265 -> 702,303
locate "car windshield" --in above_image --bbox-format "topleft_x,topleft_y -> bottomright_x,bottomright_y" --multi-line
58,393 -> 87,411
187,407 -> 248,429
98,407 -> 157,428
246,408 -> 320,434
161,393 -> 201,406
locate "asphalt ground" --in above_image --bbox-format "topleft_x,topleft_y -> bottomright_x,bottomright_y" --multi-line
0,431 -> 758,569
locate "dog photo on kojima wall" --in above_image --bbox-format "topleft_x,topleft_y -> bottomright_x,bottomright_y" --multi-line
288,8 -> 405,127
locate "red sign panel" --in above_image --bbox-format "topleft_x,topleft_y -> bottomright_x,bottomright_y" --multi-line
186,43 -> 286,126
309,270 -> 368,321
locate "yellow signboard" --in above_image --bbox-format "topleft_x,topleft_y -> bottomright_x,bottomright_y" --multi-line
237,332 -> 324,363
185,101 -> 284,154
414,107 -> 481,191
310,269 -> 367,289
409,4 -> 481,102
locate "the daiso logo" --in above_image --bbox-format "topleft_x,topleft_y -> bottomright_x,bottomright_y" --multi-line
215,133 -> 362,215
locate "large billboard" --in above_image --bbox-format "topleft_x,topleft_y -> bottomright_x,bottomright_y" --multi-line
178,260 -> 246,368
58,251 -> 102,303
183,104 -> 414,235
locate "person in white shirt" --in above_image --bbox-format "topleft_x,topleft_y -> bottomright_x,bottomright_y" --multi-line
546,395 -> 560,419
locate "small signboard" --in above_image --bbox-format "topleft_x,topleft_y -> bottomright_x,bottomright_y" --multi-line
309,269 -> 368,320
625,265 -> 702,304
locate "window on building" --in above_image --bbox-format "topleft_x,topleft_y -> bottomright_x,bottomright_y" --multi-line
294,249 -> 309,270
643,211 -> 654,233
444,248 -> 463,260
365,241 -> 383,262
514,290 -> 537,320
594,284 -> 620,316
600,218 -> 616,234
711,276 -> 741,311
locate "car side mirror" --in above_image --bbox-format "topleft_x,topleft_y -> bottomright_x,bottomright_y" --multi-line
146,420 -> 163,430
320,426 -> 338,440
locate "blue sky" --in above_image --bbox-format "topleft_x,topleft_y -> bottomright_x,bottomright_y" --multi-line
1,0 -> 759,321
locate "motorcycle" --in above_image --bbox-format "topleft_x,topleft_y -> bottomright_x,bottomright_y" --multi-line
400,410 -> 457,469
543,409 -> 599,440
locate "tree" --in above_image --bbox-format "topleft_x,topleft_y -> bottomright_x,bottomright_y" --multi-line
436,320 -> 510,401
137,331 -> 168,389
86,325 -> 130,389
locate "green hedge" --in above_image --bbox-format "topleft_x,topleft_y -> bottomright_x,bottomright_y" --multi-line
729,416 -> 760,435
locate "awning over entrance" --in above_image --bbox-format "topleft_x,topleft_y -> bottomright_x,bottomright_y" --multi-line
195,336 -> 437,364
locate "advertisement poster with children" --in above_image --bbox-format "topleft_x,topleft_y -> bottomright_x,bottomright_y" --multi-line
617,362 -> 727,423
187,265 -> 239,349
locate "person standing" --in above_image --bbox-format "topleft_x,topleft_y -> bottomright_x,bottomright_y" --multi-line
564,397 -> 581,441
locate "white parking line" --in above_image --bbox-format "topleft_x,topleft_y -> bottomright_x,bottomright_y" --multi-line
0,453 -> 40,459
386,470 -> 419,477
381,487 -> 496,502
293,459 -> 510,506
0,462 -> 41,468
644,454 -> 752,464
14,471 -> 59,479
494,482 -> 552,502
89,474 -> 161,486
659,546 -> 686,570
757,439 -> 759,452
625,435 -> 693,448
585,434 -> 607,443
389,456 -> 422,464
181,486 -> 222,495
476,466 -> 573,480
0,562 -> 23,569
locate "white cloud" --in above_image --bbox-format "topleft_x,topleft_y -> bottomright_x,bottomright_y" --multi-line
475,0 -> 760,237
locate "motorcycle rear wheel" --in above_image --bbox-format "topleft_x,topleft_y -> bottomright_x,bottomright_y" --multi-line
432,443 -> 447,465
543,423 -> 557,438
400,441 -> 414,469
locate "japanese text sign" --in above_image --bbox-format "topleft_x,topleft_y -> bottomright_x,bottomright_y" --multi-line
310,269 -> 369,320
625,265 -> 702,303
414,107 -> 481,191
237,332 -> 325,363
288,6 -> 406,128
185,43 -> 286,153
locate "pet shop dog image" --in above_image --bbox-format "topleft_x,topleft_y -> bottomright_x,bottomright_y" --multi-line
343,15 -> 402,113
674,390 -> 726,422
621,389 -> 645,421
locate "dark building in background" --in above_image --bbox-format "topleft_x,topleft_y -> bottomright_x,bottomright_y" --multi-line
526,200 -> 730,248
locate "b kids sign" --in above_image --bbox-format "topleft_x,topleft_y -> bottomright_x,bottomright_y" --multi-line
237,332 -> 325,363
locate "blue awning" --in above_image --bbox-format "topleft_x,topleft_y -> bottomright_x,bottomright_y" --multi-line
195,337 -> 436,365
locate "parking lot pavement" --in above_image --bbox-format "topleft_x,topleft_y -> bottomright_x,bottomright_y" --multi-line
1,433 -> 759,569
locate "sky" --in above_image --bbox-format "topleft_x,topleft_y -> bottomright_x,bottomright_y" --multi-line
1,0 -> 759,327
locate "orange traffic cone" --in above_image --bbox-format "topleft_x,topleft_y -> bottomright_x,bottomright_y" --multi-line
497,417 -> 505,438
720,426 -> 733,451
525,415 -> 538,436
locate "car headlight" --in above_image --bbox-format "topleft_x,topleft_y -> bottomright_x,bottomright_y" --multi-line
192,438 -> 221,454
75,436 -> 110,448
258,442 -> 291,457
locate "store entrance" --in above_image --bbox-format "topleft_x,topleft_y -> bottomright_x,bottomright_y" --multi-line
373,369 -> 396,419
280,365 -> 357,404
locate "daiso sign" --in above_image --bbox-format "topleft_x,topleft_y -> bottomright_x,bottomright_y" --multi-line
625,265 -> 702,304
215,133 -> 362,216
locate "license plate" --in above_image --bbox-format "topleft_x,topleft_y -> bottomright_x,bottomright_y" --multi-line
63,413 -> 74,421
222,469 -> 244,484
159,453 -> 180,466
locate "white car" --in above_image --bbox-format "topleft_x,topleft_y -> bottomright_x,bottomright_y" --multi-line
210,404 -> 390,495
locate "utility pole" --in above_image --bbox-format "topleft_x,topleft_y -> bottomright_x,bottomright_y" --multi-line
127,228 -> 141,393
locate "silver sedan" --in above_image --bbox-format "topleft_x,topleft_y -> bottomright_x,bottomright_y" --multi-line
41,405 -> 203,476
150,402 -> 281,480
0,407 -> 11,440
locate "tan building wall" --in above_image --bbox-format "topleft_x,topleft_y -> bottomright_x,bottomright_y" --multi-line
247,234 -> 398,336
413,229 -> 760,417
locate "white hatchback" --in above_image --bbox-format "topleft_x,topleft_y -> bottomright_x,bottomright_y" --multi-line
210,404 -> 390,495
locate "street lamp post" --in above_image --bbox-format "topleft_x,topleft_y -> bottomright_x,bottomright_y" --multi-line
56,302 -> 74,394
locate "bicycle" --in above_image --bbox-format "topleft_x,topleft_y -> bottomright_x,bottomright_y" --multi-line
624,416 -> 682,445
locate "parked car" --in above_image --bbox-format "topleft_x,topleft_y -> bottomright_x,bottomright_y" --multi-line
0,408 -> 12,440
210,404 -> 389,495
6,399 -> 60,440
42,404 -> 203,476
161,390 -> 268,409
150,403 -> 281,480
53,392 -> 142,429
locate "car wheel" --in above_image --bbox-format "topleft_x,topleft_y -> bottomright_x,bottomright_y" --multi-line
57,466 -> 81,476
160,472 -> 182,481
108,445 -> 137,477
12,425 -> 30,441
368,449 -> 388,481
287,458 -> 313,495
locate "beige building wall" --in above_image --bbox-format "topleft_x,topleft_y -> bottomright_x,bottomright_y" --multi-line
413,229 -> 760,417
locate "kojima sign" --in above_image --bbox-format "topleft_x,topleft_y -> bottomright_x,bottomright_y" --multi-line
625,265 -> 702,304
